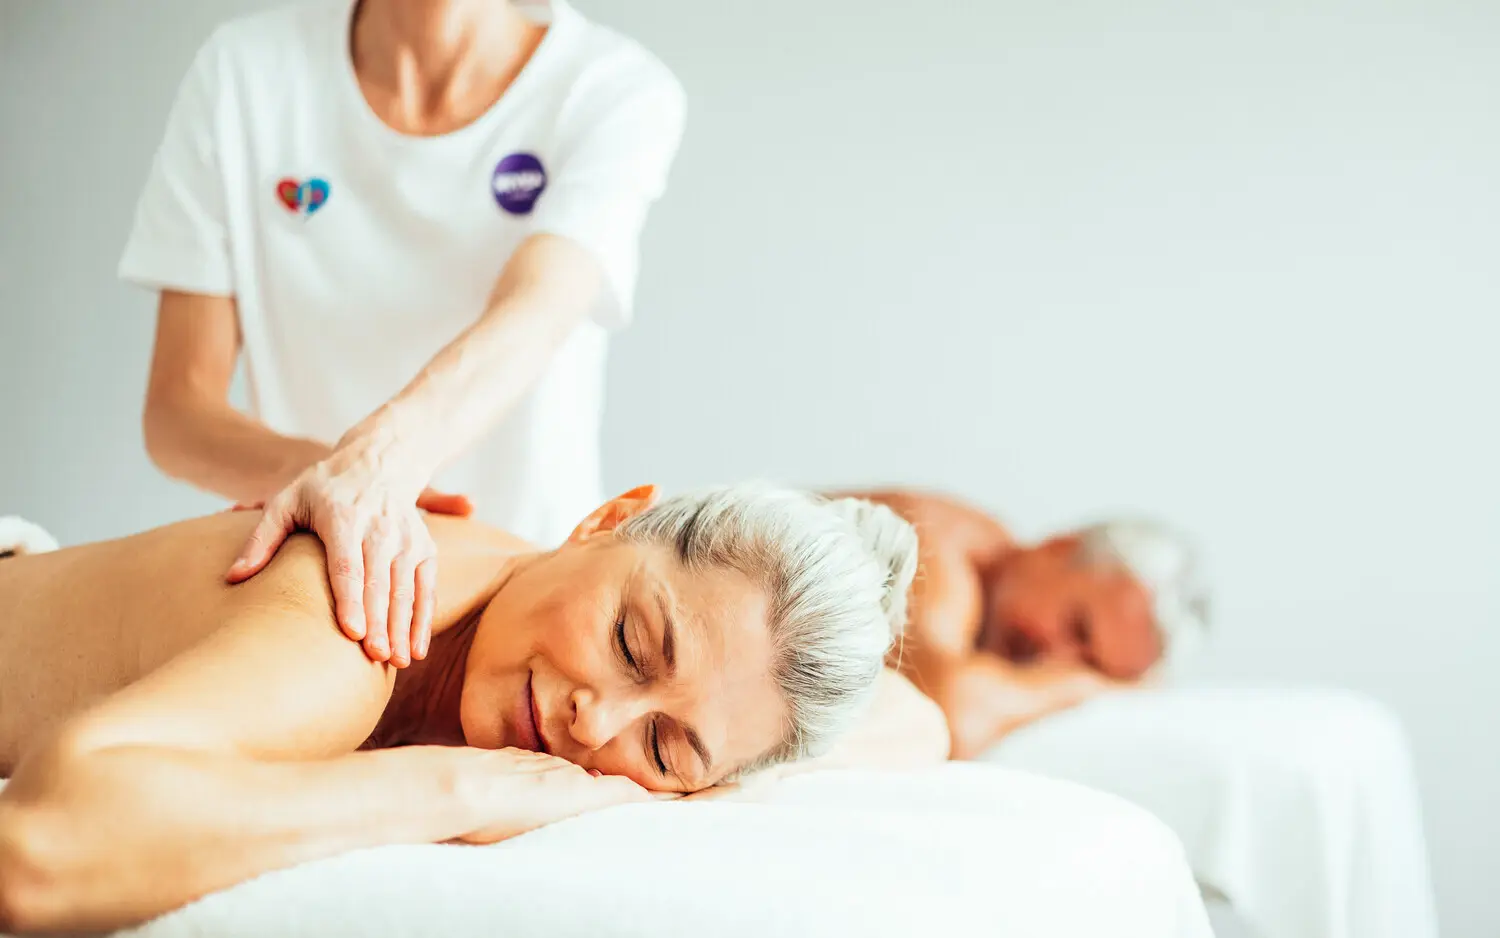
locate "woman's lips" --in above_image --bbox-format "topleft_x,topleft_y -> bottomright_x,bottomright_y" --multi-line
529,680 -> 549,754
514,673 -> 542,752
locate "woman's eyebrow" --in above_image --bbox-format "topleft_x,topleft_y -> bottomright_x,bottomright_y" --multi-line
655,586 -> 678,674
681,724 -> 712,776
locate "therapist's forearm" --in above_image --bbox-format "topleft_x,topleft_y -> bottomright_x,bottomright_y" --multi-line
143,398 -> 328,504
336,235 -> 602,487
0,742 -> 472,933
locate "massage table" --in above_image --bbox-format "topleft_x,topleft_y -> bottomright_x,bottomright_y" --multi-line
981,686 -> 1441,938
0,765 -> 1212,938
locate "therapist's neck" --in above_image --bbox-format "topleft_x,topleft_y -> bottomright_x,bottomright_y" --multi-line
352,0 -> 543,133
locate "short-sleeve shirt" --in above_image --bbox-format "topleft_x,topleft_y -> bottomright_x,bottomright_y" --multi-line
119,0 -> 686,545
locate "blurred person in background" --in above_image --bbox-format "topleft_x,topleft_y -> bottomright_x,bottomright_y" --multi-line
834,486 -> 1439,938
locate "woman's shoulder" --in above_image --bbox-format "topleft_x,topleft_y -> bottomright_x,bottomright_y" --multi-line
425,513 -> 533,558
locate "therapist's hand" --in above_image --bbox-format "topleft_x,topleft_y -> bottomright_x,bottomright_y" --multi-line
230,488 -> 473,517
225,453 -> 472,667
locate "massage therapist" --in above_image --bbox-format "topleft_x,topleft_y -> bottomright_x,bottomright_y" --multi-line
119,0 -> 685,666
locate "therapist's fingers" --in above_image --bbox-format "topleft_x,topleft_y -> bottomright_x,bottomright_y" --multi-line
227,500 -> 296,583
325,527 -> 368,643
386,550 -> 419,669
416,488 -> 474,517
362,533 -> 396,663
412,557 -> 437,660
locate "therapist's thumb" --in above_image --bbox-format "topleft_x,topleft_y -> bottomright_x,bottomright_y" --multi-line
417,488 -> 474,517
226,506 -> 295,583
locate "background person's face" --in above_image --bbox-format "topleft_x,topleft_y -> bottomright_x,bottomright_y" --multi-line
984,537 -> 1161,680
459,497 -> 788,792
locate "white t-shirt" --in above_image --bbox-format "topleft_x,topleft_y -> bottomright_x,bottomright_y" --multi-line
119,0 -> 685,546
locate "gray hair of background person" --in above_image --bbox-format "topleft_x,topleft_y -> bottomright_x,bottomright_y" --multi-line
618,485 -> 919,775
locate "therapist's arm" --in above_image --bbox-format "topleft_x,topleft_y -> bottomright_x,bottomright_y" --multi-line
143,291 -> 328,505
143,293 -> 475,515
228,234 -> 604,666
341,233 -> 603,485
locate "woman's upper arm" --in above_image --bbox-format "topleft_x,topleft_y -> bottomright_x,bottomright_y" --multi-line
62,539 -> 393,762
145,290 -> 240,412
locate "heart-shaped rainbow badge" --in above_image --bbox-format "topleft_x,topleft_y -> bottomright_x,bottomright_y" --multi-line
276,177 -> 331,216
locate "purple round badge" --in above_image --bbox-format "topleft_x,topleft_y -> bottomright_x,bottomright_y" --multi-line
492,153 -> 547,215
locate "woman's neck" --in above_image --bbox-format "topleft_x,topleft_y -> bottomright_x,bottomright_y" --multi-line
371,608 -> 483,748
350,0 -> 544,135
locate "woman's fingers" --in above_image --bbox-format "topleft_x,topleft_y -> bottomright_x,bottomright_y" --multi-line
226,499 -> 296,583
592,775 -> 654,807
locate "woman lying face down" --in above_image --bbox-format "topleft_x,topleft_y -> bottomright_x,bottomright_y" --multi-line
396,485 -> 919,789
0,484 -> 930,934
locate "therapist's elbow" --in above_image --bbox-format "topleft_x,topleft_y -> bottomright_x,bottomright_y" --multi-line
141,394 -> 193,480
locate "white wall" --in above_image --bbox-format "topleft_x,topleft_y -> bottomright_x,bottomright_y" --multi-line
2,2 -> 1496,934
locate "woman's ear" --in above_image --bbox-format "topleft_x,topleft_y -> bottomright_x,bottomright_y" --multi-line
567,485 -> 660,542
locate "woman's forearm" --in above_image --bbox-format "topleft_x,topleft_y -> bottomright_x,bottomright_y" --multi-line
143,398 -> 330,504
936,657 -> 1114,760
0,742 -> 472,934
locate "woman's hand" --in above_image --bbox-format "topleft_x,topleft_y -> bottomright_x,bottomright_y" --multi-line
940,656 -> 1124,759
452,748 -> 652,845
225,446 -> 472,667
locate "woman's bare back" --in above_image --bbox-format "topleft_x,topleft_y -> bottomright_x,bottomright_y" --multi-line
0,511 -> 524,774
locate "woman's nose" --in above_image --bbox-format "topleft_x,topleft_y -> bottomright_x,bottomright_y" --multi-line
568,686 -> 642,751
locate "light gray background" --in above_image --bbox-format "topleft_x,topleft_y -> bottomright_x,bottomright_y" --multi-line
1,2 -> 1495,935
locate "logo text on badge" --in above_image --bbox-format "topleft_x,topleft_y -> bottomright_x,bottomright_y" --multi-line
492,153 -> 546,215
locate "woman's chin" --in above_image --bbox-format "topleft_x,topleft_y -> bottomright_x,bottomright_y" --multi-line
456,685 -> 505,750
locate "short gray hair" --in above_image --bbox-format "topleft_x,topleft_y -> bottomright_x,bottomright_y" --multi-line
617,483 -> 919,773
1076,518 -> 1211,672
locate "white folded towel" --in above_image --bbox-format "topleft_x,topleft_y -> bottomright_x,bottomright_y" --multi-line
0,516 -> 59,557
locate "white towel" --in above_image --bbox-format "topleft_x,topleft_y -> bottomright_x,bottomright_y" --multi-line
0,516 -> 59,557
0,766 -> 1213,938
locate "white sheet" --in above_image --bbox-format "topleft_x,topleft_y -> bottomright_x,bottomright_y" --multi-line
0,517 -> 57,556
2,765 -> 1213,938
981,686 -> 1440,938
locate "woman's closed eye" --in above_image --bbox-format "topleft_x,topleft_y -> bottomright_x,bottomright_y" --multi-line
647,719 -> 668,776
614,605 -> 673,781
614,611 -> 643,676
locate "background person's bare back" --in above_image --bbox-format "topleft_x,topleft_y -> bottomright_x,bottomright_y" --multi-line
0,512 -> 523,775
